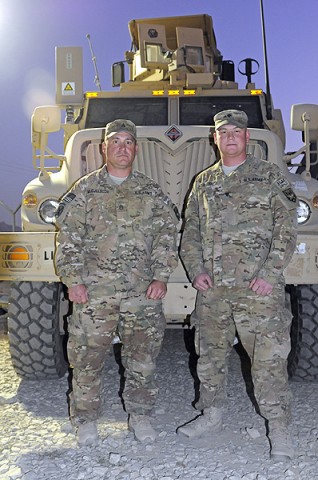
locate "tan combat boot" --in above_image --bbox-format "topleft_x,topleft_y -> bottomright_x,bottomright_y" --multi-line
268,422 -> 294,461
128,414 -> 157,442
76,421 -> 99,446
177,406 -> 223,438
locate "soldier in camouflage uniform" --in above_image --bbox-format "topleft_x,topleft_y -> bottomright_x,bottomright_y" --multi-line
178,110 -> 298,461
55,119 -> 178,446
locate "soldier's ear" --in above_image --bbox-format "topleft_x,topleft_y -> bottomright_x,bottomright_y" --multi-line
102,142 -> 106,154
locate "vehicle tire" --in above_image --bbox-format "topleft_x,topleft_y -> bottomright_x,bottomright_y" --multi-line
287,284 -> 318,381
7,281 -> 69,380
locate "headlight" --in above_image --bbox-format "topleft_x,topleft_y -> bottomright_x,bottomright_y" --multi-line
297,200 -> 311,224
39,199 -> 59,224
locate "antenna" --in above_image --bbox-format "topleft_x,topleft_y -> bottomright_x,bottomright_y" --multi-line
86,33 -> 102,91
260,0 -> 272,119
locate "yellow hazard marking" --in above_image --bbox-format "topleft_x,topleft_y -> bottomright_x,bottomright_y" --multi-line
61,81 -> 76,95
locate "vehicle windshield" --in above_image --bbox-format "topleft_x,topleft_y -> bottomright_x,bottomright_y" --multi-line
179,96 -> 264,127
84,97 -> 168,128
84,94 -> 265,130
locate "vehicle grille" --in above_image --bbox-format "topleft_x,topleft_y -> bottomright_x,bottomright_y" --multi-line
135,138 -> 215,213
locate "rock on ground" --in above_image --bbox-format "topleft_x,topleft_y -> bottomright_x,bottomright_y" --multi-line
0,327 -> 318,480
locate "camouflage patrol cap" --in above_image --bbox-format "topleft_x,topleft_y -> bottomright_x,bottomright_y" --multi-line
214,109 -> 248,129
105,119 -> 137,140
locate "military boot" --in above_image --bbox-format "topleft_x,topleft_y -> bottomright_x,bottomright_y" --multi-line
268,422 -> 294,461
177,406 -> 223,438
76,421 -> 99,446
128,414 -> 157,442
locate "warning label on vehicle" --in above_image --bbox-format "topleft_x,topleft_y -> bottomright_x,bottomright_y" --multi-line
61,82 -> 75,95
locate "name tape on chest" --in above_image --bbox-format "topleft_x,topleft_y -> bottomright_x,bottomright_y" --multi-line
243,176 -> 264,182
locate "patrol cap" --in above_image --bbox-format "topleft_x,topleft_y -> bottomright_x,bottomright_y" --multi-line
105,119 -> 137,141
214,109 -> 248,130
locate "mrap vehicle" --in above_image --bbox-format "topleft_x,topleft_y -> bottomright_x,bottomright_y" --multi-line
1,13 -> 318,381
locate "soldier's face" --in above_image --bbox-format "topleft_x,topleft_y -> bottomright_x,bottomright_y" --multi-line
214,125 -> 249,158
103,132 -> 138,177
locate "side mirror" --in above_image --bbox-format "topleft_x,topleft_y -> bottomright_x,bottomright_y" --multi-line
32,106 -> 61,133
291,104 -> 318,131
112,62 -> 125,87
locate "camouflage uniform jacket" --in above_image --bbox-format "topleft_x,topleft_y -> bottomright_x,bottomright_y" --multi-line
180,155 -> 298,287
55,166 -> 179,294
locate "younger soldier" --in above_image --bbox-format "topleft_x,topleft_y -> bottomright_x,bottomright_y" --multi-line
55,119 -> 178,446
179,110 -> 298,461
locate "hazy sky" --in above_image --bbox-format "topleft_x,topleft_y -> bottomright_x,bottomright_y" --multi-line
0,0 -> 317,225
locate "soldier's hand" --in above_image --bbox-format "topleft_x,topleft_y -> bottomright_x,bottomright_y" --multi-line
249,277 -> 273,296
68,284 -> 89,304
146,280 -> 167,300
192,273 -> 213,291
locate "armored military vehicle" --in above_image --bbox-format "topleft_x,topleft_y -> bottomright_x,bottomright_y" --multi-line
1,13 -> 318,381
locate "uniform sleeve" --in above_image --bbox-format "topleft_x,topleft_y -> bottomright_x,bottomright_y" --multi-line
257,171 -> 298,284
150,191 -> 179,283
179,180 -> 207,282
54,181 -> 87,287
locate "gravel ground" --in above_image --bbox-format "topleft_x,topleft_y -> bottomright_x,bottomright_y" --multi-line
1,321 -> 318,480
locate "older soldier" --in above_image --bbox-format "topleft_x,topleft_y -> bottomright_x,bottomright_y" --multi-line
178,110 -> 298,461
55,119 -> 178,446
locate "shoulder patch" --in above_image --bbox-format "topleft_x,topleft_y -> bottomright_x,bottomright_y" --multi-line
275,177 -> 290,189
274,175 -> 297,203
55,192 -> 76,218
275,177 -> 297,203
282,187 -> 297,203
63,192 -> 76,203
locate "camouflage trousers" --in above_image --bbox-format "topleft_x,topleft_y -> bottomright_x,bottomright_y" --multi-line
67,292 -> 165,425
193,284 -> 292,424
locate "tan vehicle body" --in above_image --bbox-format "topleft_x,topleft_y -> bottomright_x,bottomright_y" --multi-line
1,14 -> 318,379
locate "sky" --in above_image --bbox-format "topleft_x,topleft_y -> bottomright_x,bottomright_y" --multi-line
0,0 -> 317,225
